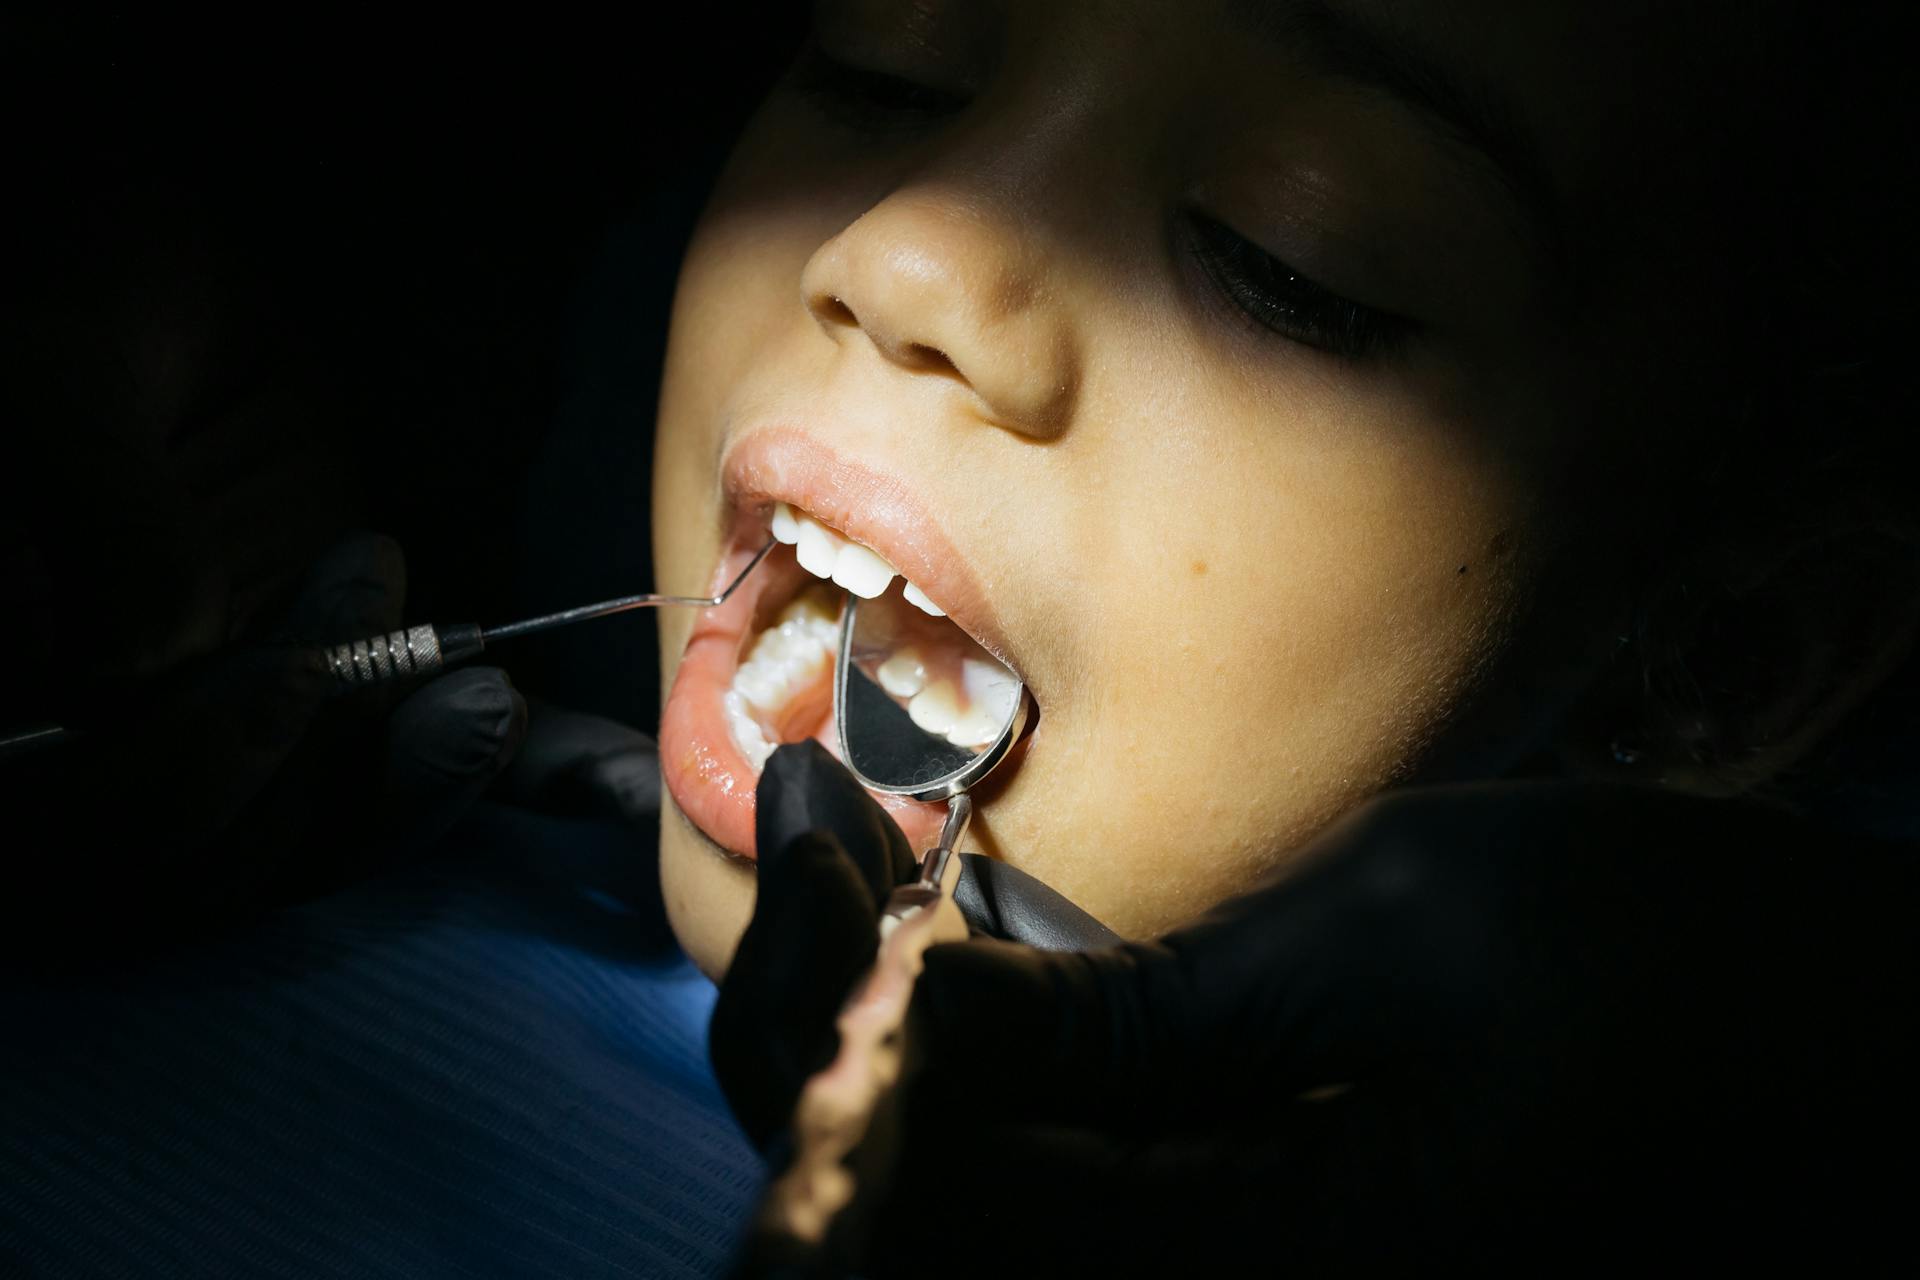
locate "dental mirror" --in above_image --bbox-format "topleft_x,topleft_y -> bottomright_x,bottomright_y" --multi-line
834,593 -> 1028,802
834,588 -> 1029,911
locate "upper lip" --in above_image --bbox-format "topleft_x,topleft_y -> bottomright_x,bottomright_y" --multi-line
719,424 -> 1022,683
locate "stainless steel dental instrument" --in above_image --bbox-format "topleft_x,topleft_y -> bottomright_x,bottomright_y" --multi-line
832,592 -> 1030,917
0,541 -> 778,763
739,592 -> 1032,1267
324,539 -> 777,689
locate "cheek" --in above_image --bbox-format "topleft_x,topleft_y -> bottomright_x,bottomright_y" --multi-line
653,117 -> 854,671
1001,359 -> 1540,936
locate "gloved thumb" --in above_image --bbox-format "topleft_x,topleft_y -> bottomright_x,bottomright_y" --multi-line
381,665 -> 527,849
908,935 -> 1204,1132
952,852 -> 1120,949
270,533 -> 407,649
711,741 -> 916,1148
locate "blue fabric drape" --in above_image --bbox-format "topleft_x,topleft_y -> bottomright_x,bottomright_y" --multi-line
1,806 -> 763,1278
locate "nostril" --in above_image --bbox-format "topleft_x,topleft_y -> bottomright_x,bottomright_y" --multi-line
899,342 -> 961,379
814,294 -> 858,328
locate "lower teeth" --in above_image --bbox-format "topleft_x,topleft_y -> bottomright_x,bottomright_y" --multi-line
724,577 -> 1014,768
725,585 -> 840,768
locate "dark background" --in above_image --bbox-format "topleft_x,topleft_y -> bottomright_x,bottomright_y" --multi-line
4,7 -> 1917,836
3,7 -> 810,740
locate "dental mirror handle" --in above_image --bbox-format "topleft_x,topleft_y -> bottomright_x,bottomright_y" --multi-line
882,792 -> 974,925
325,540 -> 776,690
916,792 -> 973,891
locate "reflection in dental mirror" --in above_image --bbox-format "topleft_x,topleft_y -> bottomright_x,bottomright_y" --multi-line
834,589 -> 1028,802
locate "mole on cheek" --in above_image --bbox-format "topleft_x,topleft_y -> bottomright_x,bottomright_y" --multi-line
1191,560 -> 1208,577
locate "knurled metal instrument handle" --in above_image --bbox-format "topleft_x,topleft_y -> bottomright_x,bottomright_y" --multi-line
321,541 -> 776,691
324,622 -> 484,689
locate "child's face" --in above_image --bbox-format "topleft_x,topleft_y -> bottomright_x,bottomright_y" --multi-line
653,0 -> 1734,973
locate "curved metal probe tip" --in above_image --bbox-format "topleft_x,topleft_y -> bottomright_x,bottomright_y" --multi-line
326,539 -> 777,688
482,538 -> 777,642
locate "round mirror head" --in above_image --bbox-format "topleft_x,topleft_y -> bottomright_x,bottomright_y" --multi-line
834,591 -> 1028,802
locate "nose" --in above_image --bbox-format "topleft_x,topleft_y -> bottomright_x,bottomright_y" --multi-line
801,190 -> 1080,440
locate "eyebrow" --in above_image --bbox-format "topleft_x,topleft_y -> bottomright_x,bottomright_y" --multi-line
1226,0 -> 1565,262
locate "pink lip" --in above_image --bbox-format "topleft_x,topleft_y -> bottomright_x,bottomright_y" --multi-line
659,425 -> 1018,863
721,426 -> 1017,677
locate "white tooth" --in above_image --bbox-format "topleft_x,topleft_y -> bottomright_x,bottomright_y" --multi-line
780,587 -> 837,625
772,620 -> 810,655
795,518 -> 844,579
727,704 -> 773,767
770,501 -> 801,544
780,648 -> 829,685
736,666 -> 787,713
907,679 -> 961,735
831,542 -> 897,599
903,580 -> 945,617
877,647 -> 927,698
962,657 -> 1020,722
945,705 -> 1003,748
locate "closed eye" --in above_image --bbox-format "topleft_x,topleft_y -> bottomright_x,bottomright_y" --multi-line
1186,212 -> 1408,360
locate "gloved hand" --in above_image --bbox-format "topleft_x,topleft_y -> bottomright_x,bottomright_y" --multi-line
2,533 -> 527,960
714,743 -> 1917,1275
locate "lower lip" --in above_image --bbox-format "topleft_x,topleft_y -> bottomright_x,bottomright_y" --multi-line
659,539 -> 950,863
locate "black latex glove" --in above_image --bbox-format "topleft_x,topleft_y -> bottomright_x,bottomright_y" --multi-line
2,534 -> 526,959
715,743 -> 1917,1275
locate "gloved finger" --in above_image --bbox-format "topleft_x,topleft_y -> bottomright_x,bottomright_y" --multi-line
907,864 -> 1481,1134
381,666 -> 528,849
907,937 -> 1191,1131
953,852 -> 1121,948
268,533 -> 407,646
712,828 -> 890,1148
908,785 -> 1634,1135
711,742 -> 918,1147
754,739 -> 917,896
495,698 -> 660,824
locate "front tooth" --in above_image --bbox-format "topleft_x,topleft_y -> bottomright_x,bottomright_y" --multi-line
770,501 -> 801,544
907,679 -> 961,735
903,580 -> 945,617
795,518 -> 844,579
877,647 -> 927,698
832,542 -> 897,598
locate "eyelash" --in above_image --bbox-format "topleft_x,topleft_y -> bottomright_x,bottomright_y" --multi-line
1186,213 -> 1405,360
790,46 -> 1406,363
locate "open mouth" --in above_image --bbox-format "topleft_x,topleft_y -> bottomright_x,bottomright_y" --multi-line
660,445 -> 1027,863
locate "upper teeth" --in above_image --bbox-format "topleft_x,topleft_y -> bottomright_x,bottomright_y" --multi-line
770,501 -> 946,615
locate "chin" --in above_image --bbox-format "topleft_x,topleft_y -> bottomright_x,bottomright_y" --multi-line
659,798 -> 758,981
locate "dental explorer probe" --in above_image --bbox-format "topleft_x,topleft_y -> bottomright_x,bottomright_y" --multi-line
0,542 -> 777,764
324,539 -> 776,689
